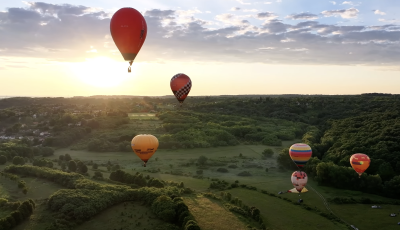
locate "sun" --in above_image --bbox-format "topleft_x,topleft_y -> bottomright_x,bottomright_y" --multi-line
70,56 -> 134,88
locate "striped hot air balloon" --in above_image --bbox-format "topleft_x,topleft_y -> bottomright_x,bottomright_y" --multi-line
350,153 -> 370,178
289,143 -> 312,168
170,73 -> 192,104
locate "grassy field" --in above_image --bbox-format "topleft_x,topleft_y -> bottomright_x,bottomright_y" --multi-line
75,202 -> 170,230
51,144 -> 400,230
0,175 -> 64,201
2,139 -> 400,229
128,113 -> 157,120
183,195 -> 255,230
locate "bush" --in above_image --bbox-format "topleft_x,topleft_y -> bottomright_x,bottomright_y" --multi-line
237,171 -> 252,176
151,195 -> 177,222
217,168 -> 228,173
12,156 -> 25,165
0,155 -> 7,165
262,148 -> 274,158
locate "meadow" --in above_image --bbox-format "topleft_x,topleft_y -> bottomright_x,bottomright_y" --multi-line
15,142 -> 393,230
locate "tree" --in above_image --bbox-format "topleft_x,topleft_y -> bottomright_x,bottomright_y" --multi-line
198,156 -> 208,166
94,171 -> 103,178
61,162 -> 66,171
12,156 -> 25,165
378,162 -> 395,181
151,195 -> 177,222
59,155 -> 65,161
68,160 -> 77,172
80,164 -> 88,173
0,155 -> 7,165
92,163 -> 98,170
277,148 -> 297,170
262,148 -> 274,158
64,154 -> 72,162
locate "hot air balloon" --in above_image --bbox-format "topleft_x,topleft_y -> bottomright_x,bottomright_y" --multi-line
350,153 -> 370,178
291,171 -> 308,192
110,8 -> 147,72
170,73 -> 192,105
289,143 -> 312,168
131,134 -> 159,167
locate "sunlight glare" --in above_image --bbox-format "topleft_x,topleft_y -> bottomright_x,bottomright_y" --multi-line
70,56 -> 134,88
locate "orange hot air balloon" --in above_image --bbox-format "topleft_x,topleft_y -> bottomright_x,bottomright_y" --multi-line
350,153 -> 370,177
110,8 -> 147,72
170,73 -> 192,105
131,134 -> 159,167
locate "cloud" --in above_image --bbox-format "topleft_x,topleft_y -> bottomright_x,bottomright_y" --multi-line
0,2 -> 400,67
322,8 -> 359,18
144,9 -> 175,18
243,9 -> 258,12
341,1 -> 361,6
374,10 -> 386,15
286,13 -> 318,20
230,7 -> 241,11
256,12 -> 278,20
236,0 -> 251,5
329,1 -> 337,5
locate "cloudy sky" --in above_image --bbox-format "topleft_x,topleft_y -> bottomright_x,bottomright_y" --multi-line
1,0 -> 399,97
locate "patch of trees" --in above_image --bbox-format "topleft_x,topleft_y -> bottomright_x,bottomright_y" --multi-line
43,128 -> 89,148
110,170 -> 152,187
0,198 -> 36,230
262,148 -> 274,158
33,158 -> 54,168
0,142 -> 33,159
157,111 -> 304,148
209,179 -> 230,190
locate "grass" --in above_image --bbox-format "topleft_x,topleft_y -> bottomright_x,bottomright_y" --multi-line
183,195 -> 250,230
228,188 -> 348,230
2,142 -> 400,230
75,201 -> 169,230
128,113 -> 157,120
0,175 -> 64,201
13,201 -> 55,230
329,204 -> 400,230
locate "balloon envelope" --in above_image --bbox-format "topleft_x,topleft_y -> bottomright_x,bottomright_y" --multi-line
291,171 -> 308,192
289,143 -> 312,168
131,134 -> 159,164
110,8 -> 147,61
350,153 -> 370,177
170,73 -> 192,104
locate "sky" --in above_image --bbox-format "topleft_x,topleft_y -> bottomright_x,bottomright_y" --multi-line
0,0 -> 400,97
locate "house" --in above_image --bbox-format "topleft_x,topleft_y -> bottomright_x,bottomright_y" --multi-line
390,213 -> 396,217
33,114 -> 37,118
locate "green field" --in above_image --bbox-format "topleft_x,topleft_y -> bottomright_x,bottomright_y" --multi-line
128,113 -> 157,120
46,144 -> 400,230
2,140 -> 400,230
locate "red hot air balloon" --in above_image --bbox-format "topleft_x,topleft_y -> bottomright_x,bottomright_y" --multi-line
170,73 -> 192,105
110,8 -> 147,72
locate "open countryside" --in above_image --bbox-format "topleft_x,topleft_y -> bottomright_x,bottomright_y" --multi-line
1,95 -> 400,230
